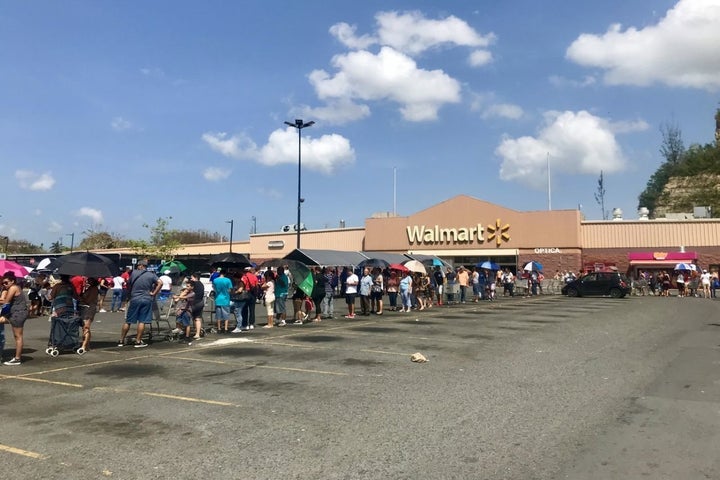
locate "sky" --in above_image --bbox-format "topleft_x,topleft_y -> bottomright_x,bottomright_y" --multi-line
1,0 -> 719,248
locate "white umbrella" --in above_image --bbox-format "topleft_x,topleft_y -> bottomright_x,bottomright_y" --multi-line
403,260 -> 427,274
674,263 -> 696,271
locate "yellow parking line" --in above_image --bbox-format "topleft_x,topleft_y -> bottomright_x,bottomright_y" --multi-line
0,443 -> 48,460
93,387 -> 238,407
15,355 -> 153,378
0,375 -> 83,388
163,354 -> 350,376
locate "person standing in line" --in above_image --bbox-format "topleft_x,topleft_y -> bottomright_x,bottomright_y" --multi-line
445,267 -> 457,304
310,267 -> 326,322
370,267 -> 384,315
700,269 -> 711,298
262,270 -> 276,328
97,276 -> 111,313
78,277 -> 99,354
240,266 -> 258,330
110,273 -> 126,312
676,271 -> 686,297
359,267 -> 373,316
471,267 -> 480,302
212,269 -> 233,333
0,272 -> 29,365
120,267 -> 132,312
158,269 -> 174,307
190,272 -> 206,340
274,266 -> 289,326
344,267 -> 359,318
386,271 -> 399,311
321,267 -> 335,319
433,267 -> 444,306
117,260 -> 161,348
456,266 -> 469,303
399,271 -> 413,312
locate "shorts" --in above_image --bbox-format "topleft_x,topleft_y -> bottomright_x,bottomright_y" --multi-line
265,300 -> 275,317
191,302 -> 204,319
215,305 -> 230,321
370,290 -> 383,301
79,304 -> 97,321
125,298 -> 153,324
176,311 -> 191,327
345,293 -> 356,305
274,295 -> 287,315
7,306 -> 28,328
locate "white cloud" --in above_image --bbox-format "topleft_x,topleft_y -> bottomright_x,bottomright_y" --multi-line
468,50 -> 493,67
482,103 -> 524,120
470,92 -> 524,120
548,75 -> 597,88
566,0 -> 720,90
608,119 -> 650,134
203,128 -> 356,174
15,170 -> 55,191
329,22 -> 376,50
203,167 -> 231,181
76,207 -> 103,224
33,209 -> 42,216
111,116 -> 132,131
48,221 -> 62,233
298,99 -> 371,125
495,110 -> 629,188
309,46 -> 461,121
374,11 -> 495,56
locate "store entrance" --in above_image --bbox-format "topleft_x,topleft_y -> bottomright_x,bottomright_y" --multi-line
449,255 -> 518,274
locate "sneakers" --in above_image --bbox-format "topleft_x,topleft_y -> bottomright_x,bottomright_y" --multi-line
302,312 -> 309,321
3,357 -> 21,366
134,340 -> 148,348
171,328 -> 182,334
344,314 -> 356,318
278,320 -> 287,326
117,340 -> 126,347
99,309 -> 107,313
231,327 -> 243,334
293,320 -> 304,325
249,325 -> 255,330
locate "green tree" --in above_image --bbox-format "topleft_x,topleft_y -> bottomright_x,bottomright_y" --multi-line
50,240 -> 63,254
78,229 -> 127,250
128,216 -> 181,262
594,170 -> 608,220
638,120 -> 688,216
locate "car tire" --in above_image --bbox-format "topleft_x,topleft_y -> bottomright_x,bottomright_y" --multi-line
566,287 -> 579,297
609,288 -> 622,298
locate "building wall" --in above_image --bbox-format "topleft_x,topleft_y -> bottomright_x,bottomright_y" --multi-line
583,246 -> 720,273
365,195 -> 581,253
249,228 -> 365,259
581,220 -> 720,248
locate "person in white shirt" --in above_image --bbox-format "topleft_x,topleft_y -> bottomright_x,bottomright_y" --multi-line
110,274 -> 126,312
158,270 -> 173,306
344,268 -> 359,318
700,269 -> 712,298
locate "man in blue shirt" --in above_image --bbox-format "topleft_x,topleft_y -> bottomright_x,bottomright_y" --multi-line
118,260 -> 161,348
212,270 -> 233,333
274,266 -> 289,326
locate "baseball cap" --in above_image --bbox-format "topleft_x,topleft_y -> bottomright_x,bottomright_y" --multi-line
137,260 -> 148,266
164,270 -> 171,274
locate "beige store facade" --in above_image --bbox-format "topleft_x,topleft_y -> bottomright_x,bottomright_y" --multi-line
364,195 -> 582,273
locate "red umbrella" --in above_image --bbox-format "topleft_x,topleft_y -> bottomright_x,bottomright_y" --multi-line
389,263 -> 410,273
0,259 -> 30,277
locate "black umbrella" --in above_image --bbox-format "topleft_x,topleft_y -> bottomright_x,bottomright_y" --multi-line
209,252 -> 252,269
358,258 -> 390,269
55,252 -> 120,278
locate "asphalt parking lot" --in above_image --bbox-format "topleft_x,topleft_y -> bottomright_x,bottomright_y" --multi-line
1,294 -> 719,479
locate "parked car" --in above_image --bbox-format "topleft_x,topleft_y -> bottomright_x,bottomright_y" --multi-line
561,272 -> 631,298
198,272 -> 213,295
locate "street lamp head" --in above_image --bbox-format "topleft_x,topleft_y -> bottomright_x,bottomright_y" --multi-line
284,121 -> 295,128
286,119 -> 315,129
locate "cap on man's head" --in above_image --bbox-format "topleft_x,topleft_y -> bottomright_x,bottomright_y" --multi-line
244,266 -> 253,271
137,260 -> 148,266
164,270 -> 171,274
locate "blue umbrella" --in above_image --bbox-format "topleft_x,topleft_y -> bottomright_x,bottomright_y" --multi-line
477,260 -> 500,270
523,261 -> 543,272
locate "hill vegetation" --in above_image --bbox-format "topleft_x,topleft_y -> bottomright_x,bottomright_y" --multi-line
638,109 -> 720,218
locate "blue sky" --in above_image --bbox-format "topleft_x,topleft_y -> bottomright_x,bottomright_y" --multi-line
2,0 -> 719,248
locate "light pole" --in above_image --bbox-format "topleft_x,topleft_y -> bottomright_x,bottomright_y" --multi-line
284,118 -> 314,249
226,219 -> 234,253
1,235 -> 8,253
66,232 -> 75,253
